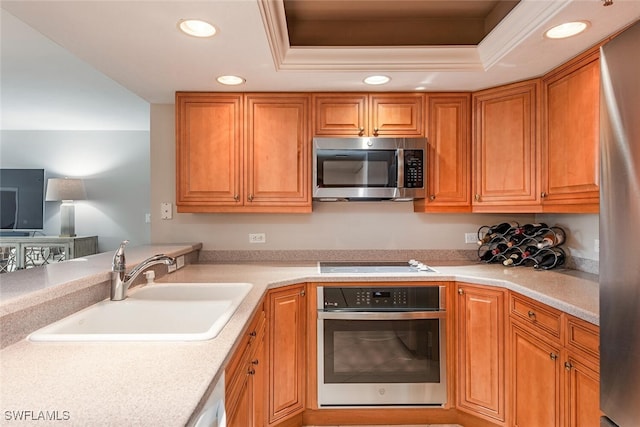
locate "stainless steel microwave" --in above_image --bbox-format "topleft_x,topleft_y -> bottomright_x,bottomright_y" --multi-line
312,137 -> 426,201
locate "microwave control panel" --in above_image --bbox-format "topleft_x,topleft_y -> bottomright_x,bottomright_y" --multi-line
403,150 -> 424,188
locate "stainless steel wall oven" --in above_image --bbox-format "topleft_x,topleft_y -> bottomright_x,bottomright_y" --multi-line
317,285 -> 447,407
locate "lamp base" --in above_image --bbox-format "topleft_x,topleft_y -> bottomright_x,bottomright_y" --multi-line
59,202 -> 76,237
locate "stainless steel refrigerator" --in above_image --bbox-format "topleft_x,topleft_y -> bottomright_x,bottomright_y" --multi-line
600,19 -> 640,427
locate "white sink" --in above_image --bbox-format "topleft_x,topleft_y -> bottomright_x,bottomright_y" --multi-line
28,283 -> 253,342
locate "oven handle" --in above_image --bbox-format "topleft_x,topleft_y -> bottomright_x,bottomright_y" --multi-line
317,310 -> 445,320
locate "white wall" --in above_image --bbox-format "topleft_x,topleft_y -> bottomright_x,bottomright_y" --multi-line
0,130 -> 151,252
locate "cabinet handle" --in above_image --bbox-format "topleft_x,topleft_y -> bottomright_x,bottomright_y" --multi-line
474,194 -> 481,202
527,310 -> 536,319
358,127 -> 365,136
300,289 -> 306,297
248,194 -> 254,202
251,359 -> 259,366
248,368 -> 255,376
249,330 -> 257,338
564,361 -> 573,371
429,195 -> 436,201
373,127 -> 379,136
234,194 -> 239,202
541,191 -> 548,198
549,353 -> 558,361
458,288 -> 464,295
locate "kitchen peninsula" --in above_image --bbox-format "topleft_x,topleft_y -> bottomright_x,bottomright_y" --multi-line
0,244 -> 598,426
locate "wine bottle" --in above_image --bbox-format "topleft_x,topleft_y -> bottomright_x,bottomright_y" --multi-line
514,223 -> 549,236
506,233 -> 527,247
479,249 -> 494,261
477,221 -> 519,245
522,245 -> 538,258
533,249 -> 565,270
503,253 -> 522,266
537,228 -> 566,249
491,243 -> 509,255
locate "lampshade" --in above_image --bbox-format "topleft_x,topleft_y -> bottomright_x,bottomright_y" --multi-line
45,178 -> 87,201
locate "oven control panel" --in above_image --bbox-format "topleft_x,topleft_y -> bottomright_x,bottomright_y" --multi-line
320,286 -> 441,311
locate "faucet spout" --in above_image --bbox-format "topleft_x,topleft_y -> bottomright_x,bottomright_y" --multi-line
110,241 -> 175,301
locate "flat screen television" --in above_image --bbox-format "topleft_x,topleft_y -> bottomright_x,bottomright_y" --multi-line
0,169 -> 45,234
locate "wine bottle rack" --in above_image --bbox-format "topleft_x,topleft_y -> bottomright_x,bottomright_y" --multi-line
476,223 -> 566,270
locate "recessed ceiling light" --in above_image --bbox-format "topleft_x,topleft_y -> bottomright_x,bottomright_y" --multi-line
544,21 -> 590,39
364,75 -> 391,85
178,19 -> 217,38
217,75 -> 246,86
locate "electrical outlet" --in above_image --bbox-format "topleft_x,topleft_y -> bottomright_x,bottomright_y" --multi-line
168,263 -> 177,273
465,232 -> 478,244
160,202 -> 172,220
176,255 -> 185,269
249,233 -> 266,244
594,239 -> 600,253
145,213 -> 151,224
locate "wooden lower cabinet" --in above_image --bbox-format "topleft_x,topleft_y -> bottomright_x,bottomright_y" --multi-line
226,303 -> 266,427
267,284 -> 306,426
225,284 -> 599,427
510,320 -> 563,427
565,352 -> 600,427
509,293 -> 600,427
456,283 -> 507,425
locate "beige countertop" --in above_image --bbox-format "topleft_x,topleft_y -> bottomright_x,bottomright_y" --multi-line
0,251 -> 598,426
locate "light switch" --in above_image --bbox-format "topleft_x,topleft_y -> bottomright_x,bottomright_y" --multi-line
160,202 -> 173,220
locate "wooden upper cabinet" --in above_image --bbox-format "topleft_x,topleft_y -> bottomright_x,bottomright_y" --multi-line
313,93 -> 424,137
370,93 -> 424,136
245,94 -> 311,210
415,93 -> 471,212
176,93 -> 243,209
175,92 -> 311,213
472,79 -> 541,213
541,48 -> 600,213
313,94 -> 367,136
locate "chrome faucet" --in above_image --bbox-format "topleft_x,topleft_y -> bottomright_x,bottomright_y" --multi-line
111,240 -> 176,301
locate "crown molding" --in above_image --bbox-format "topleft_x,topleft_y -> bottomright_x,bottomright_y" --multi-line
258,0 -> 570,72
479,0 -> 570,70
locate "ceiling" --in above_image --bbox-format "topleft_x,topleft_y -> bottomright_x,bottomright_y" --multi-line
1,0 -> 640,131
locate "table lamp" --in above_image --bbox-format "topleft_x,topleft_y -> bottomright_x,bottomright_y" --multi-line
45,178 -> 86,237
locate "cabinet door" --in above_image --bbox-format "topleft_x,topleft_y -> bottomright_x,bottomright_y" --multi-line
415,94 -> 471,212
175,93 -> 243,210
456,284 -> 506,424
268,284 -> 306,425
510,321 -> 562,427
245,94 -> 311,211
369,93 -> 425,136
313,94 -> 367,136
227,372 -> 252,427
472,80 -> 540,212
564,352 -> 600,427
541,49 -> 600,212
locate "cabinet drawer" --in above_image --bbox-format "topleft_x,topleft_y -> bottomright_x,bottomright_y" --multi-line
565,315 -> 600,361
510,293 -> 562,341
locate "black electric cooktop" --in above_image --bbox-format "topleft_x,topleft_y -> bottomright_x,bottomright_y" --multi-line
318,261 -> 437,274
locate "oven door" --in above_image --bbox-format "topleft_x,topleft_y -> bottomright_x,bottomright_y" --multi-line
317,311 -> 447,407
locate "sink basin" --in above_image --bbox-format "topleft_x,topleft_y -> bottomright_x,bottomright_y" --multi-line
28,282 -> 253,342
